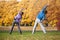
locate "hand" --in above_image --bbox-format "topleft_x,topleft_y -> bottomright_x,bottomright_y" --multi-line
40,20 -> 43,23
46,3 -> 50,7
47,0 -> 50,6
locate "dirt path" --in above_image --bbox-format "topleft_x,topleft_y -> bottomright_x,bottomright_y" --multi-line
0,26 -> 57,31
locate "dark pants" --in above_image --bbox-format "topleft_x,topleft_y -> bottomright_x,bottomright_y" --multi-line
10,20 -> 22,34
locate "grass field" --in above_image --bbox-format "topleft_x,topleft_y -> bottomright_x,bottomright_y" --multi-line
0,31 -> 60,40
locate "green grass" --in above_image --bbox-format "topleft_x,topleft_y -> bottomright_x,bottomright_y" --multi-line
0,31 -> 60,40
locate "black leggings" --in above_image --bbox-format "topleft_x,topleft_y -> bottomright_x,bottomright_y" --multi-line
10,20 -> 22,34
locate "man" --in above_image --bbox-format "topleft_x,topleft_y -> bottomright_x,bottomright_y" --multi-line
10,8 -> 24,34
32,4 -> 49,34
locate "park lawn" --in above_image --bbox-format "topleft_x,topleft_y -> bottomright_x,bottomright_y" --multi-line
0,31 -> 60,40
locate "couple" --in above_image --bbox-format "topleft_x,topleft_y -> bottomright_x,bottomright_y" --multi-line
9,4 -> 49,34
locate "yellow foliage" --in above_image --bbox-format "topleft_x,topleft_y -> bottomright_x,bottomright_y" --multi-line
52,24 -> 56,27
0,0 -> 60,27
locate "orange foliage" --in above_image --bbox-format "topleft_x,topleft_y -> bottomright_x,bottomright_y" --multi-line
0,0 -> 60,26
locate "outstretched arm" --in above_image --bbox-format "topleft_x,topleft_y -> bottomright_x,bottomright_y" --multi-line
42,5 -> 48,11
41,3 -> 50,12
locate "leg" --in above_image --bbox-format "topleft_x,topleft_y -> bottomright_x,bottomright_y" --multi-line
32,19 -> 38,34
39,20 -> 46,34
9,21 -> 15,34
17,22 -> 22,34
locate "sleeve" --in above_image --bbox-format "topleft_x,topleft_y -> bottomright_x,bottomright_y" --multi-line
14,13 -> 19,19
41,5 -> 47,12
14,16 -> 17,19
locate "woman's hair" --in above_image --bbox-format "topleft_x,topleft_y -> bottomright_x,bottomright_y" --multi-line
45,10 -> 47,14
21,12 -> 24,15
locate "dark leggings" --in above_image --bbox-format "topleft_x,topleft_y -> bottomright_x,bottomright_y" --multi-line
10,20 -> 22,34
